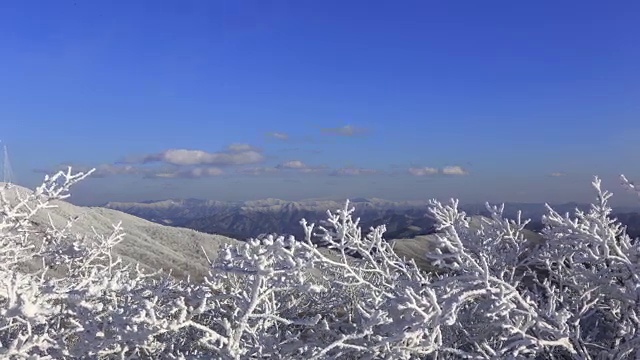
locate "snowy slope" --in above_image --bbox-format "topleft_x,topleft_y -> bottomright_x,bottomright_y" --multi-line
1,183 -> 242,280
390,216 -> 545,272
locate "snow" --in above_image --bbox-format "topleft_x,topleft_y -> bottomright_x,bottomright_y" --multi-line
1,182 -> 241,280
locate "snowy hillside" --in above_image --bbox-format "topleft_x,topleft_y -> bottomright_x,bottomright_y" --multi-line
1,182 -> 241,280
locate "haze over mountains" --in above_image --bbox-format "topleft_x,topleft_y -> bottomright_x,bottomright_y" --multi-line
105,197 -> 640,241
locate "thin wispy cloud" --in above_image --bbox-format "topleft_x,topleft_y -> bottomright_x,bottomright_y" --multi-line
237,167 -> 280,176
34,164 -> 144,178
278,147 -> 323,155
276,160 -> 307,169
146,167 -> 224,179
238,160 -> 327,176
330,167 -> 380,176
297,167 -> 326,173
267,132 -> 289,140
549,172 -> 566,177
35,163 -> 228,180
408,166 -> 468,176
276,160 -> 326,173
33,163 -> 83,175
226,143 -> 259,152
93,164 -> 145,178
321,125 -> 368,137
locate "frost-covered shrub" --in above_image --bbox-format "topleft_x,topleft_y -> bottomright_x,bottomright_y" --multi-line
1,168 -> 640,359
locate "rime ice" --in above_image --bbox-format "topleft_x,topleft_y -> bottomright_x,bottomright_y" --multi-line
1,169 -> 640,358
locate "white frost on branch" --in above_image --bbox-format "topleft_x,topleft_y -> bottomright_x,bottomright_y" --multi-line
1,168 -> 640,358
621,174 -> 640,199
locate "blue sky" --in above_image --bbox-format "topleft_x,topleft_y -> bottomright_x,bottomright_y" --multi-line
1,0 -> 639,205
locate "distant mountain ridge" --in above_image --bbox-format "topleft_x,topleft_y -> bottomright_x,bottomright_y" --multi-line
104,197 -> 428,213
105,197 -> 435,240
104,197 -> 640,241
4,181 -> 637,285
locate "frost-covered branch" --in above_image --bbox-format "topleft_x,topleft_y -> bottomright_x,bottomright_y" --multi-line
2,168 -> 640,358
621,174 -> 640,199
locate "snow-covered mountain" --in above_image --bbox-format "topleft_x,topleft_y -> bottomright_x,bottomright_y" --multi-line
103,198 -> 234,225
104,197 -> 428,224
104,197 -> 622,242
2,184 -> 241,280
104,197 -> 437,240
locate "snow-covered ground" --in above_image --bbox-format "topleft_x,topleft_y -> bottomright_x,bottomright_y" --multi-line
2,183 -> 242,280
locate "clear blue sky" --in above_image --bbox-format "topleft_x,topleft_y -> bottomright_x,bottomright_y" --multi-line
1,0 -> 639,205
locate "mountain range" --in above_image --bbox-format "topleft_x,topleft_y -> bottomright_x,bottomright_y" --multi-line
105,198 -> 438,240
104,198 -> 640,241
6,183 -> 640,285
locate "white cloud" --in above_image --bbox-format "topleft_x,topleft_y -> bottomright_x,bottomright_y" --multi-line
442,166 -> 468,176
38,144 -> 264,179
139,145 -> 264,166
408,167 -> 439,176
277,160 -> 307,169
237,167 -> 280,176
550,172 -> 566,177
321,125 -> 367,137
